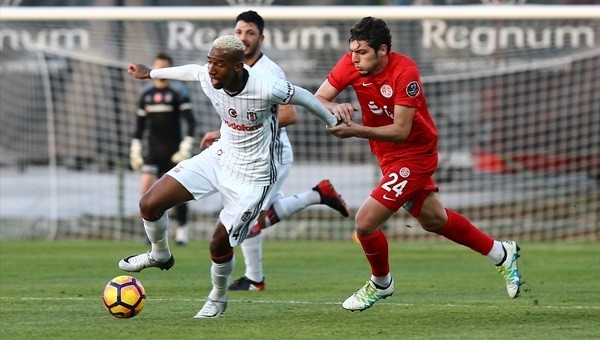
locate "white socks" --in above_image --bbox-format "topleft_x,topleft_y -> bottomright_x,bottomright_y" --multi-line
208,258 -> 234,301
487,240 -> 506,265
241,234 -> 263,282
371,274 -> 392,288
269,189 -> 320,223
143,213 -> 171,262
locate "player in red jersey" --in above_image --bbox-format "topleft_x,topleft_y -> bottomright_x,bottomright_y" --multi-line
315,17 -> 523,311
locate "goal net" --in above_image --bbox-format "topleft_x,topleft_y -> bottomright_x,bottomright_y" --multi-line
1,6 -> 598,241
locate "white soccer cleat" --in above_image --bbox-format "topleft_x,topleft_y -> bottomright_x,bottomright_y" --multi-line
118,252 -> 174,273
497,240 -> 522,298
342,279 -> 395,312
194,299 -> 227,319
175,226 -> 189,246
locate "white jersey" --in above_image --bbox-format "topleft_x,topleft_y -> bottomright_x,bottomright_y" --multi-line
152,64 -> 293,186
251,54 -> 293,165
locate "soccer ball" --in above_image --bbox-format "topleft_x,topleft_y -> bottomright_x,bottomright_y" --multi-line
103,275 -> 146,318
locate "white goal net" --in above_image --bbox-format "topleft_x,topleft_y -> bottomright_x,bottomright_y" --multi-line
1,6 -> 598,241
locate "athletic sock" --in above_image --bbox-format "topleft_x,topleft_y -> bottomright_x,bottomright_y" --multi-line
488,241 -> 507,265
241,233 -> 263,283
437,208 -> 494,255
357,229 -> 390,277
208,257 -> 234,301
143,213 -> 171,262
268,190 -> 320,224
371,274 -> 392,289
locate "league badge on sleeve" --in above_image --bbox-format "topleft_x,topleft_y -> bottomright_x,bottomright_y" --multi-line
406,81 -> 420,97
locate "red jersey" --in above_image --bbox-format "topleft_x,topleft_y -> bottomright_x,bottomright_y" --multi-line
327,52 -> 438,171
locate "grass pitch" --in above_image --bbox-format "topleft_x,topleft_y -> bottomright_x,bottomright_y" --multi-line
1,239 -> 598,339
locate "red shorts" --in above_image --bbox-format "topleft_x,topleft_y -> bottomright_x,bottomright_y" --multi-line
370,160 -> 439,217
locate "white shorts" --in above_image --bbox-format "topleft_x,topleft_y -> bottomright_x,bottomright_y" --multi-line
166,148 -> 272,247
260,161 -> 291,210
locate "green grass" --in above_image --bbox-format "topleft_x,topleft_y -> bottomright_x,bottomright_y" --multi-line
1,240 -> 599,339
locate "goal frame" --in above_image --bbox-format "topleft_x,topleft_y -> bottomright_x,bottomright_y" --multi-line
1,5 -> 599,21
1,4 -> 597,241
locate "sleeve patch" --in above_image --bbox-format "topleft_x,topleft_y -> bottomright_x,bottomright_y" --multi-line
406,81 -> 420,97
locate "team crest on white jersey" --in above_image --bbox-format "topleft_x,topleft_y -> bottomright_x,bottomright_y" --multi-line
228,108 -> 237,118
241,210 -> 252,222
246,110 -> 257,122
380,84 -> 393,98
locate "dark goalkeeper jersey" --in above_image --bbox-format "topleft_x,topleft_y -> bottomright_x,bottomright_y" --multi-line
134,82 -> 195,161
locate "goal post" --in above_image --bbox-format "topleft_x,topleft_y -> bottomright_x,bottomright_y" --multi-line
1,5 -> 598,241
2,5 -> 599,20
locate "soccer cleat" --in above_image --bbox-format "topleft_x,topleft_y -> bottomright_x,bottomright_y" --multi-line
497,240 -> 522,298
313,179 -> 350,217
175,226 -> 189,246
118,252 -> 174,273
194,299 -> 227,318
342,279 -> 395,312
227,276 -> 266,291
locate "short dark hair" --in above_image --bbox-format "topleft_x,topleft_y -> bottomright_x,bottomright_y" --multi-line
155,53 -> 173,66
349,17 -> 392,54
235,10 -> 265,35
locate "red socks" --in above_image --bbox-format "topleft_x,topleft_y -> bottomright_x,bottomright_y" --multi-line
356,209 -> 492,276
357,229 -> 390,276
437,209 -> 494,255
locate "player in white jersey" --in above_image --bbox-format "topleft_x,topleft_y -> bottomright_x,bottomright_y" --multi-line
118,35 -> 338,319
200,11 -> 350,292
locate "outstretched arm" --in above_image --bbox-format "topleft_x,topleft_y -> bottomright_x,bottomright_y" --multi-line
288,86 -> 338,128
315,79 -> 413,141
315,79 -> 358,125
127,63 -> 204,82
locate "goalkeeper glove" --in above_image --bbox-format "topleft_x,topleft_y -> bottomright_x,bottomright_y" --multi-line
171,136 -> 195,163
129,138 -> 144,171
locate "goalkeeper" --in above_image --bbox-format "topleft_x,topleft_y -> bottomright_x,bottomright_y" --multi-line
129,53 -> 196,246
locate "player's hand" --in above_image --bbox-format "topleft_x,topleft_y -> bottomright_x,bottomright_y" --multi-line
331,103 -> 358,125
171,136 -> 195,163
200,130 -> 221,149
326,120 -> 360,139
127,63 -> 152,79
129,139 -> 144,171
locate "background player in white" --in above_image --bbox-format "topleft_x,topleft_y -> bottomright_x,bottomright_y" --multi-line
130,53 -> 196,246
120,35 -> 339,319
200,11 -> 350,292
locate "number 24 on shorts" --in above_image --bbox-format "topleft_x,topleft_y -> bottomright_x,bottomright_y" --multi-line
382,172 -> 408,200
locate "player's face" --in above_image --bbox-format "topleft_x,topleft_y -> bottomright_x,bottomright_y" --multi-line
234,21 -> 263,60
349,40 -> 385,76
152,58 -> 171,87
206,47 -> 239,90
152,58 -> 170,70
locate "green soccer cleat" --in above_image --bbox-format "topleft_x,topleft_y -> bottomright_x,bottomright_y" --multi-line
342,279 -> 395,311
497,240 -> 522,298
